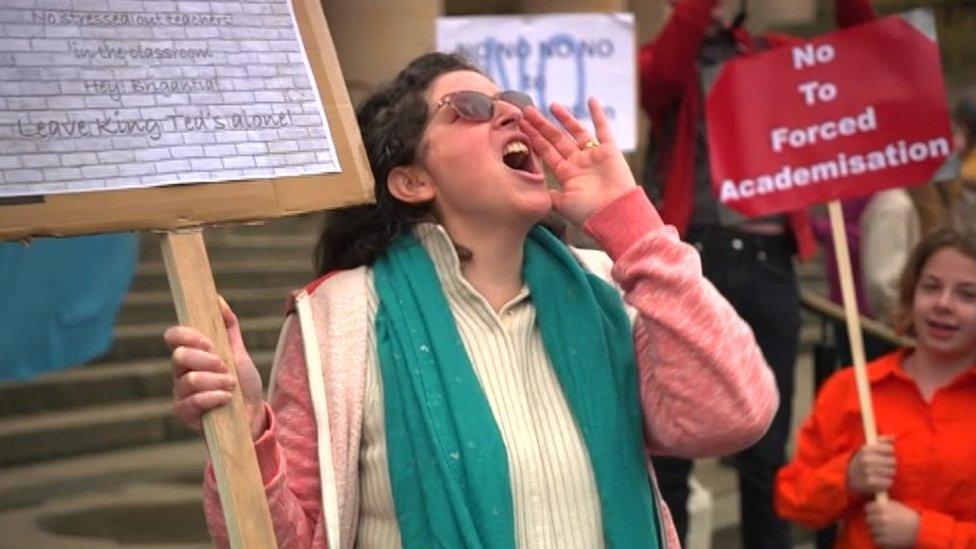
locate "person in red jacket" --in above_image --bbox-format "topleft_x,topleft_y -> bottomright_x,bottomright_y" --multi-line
776,227 -> 976,548
638,0 -> 874,547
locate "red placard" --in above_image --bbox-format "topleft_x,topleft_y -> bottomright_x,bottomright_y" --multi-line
705,12 -> 952,217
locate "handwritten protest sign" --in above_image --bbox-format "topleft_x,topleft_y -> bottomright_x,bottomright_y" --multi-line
0,0 -> 341,199
436,12 -> 636,151
0,1 -> 372,545
706,10 -> 951,217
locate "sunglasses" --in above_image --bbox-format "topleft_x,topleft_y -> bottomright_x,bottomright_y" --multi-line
433,90 -> 534,123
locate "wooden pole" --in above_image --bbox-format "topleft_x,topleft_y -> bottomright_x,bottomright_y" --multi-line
161,229 -> 278,548
826,200 -> 888,503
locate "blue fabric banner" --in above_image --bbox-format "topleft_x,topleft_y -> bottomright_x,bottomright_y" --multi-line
0,233 -> 138,381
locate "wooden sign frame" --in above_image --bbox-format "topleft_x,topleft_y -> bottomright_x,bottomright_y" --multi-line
0,0 -> 374,240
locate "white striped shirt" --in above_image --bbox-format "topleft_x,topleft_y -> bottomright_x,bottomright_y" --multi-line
356,224 -> 603,548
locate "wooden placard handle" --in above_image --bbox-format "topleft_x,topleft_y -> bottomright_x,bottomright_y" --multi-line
161,230 -> 279,548
826,200 -> 889,504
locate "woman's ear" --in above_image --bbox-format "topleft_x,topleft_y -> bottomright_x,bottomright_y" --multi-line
387,166 -> 436,204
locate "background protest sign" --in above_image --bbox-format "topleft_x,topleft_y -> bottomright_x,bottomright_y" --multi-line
706,10 -> 952,218
436,12 -> 637,151
0,0 -> 372,241
1,4 -> 339,199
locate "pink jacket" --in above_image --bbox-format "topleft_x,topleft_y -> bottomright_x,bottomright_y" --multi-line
203,188 -> 778,548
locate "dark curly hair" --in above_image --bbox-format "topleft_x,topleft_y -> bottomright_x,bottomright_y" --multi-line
313,52 -> 480,275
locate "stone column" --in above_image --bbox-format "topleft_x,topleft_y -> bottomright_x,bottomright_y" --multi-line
749,0 -> 816,29
632,0 -> 667,43
518,0 -> 625,13
320,0 -> 442,104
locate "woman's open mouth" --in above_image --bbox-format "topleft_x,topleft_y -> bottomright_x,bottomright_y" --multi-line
925,318 -> 959,340
502,138 -> 541,177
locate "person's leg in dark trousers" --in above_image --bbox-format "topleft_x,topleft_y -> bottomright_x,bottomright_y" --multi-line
692,228 -> 797,549
733,304 -> 796,549
651,456 -> 694,545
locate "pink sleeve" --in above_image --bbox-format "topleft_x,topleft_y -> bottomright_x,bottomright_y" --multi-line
203,314 -> 328,548
583,188 -> 778,458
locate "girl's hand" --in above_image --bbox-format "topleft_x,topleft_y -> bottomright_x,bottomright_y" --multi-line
847,435 -> 896,494
164,297 -> 266,440
520,98 -> 637,225
865,499 -> 920,548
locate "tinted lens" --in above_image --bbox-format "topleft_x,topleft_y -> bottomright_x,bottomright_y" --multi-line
449,91 -> 494,122
498,90 -> 533,109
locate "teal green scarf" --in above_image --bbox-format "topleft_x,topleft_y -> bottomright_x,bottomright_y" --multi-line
373,226 -> 659,548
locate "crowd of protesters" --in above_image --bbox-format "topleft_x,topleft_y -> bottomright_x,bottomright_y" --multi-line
637,0 -> 873,545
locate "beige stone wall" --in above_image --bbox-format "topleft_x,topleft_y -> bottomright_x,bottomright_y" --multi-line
520,0 -> 626,12
750,0 -> 817,28
321,0 -> 442,104
446,0 -> 519,15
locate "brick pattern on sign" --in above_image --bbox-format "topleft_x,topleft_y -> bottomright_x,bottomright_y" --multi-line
0,0 -> 339,198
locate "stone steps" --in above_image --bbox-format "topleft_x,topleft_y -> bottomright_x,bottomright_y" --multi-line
0,352 -> 274,419
101,315 -> 285,364
0,440 -> 206,514
136,212 -> 321,252
0,398 -> 190,468
138,231 -> 318,262
0,359 -> 173,419
0,220 -> 320,467
0,351 -> 275,466
130,259 -> 313,292
116,286 -> 296,324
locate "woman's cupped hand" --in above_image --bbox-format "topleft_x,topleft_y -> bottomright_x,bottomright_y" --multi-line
519,97 -> 638,225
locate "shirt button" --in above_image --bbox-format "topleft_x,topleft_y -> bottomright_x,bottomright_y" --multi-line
731,238 -> 744,250
757,250 -> 767,261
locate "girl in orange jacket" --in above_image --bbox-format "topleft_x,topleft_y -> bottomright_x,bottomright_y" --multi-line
776,228 -> 976,548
